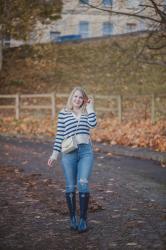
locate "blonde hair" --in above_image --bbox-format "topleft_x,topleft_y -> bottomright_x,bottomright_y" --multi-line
65,86 -> 88,113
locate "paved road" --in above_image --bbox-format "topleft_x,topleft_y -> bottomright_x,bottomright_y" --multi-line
0,135 -> 166,250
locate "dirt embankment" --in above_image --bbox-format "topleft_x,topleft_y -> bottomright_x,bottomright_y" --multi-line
0,34 -> 166,95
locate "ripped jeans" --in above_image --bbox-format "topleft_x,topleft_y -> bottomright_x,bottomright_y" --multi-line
61,143 -> 94,193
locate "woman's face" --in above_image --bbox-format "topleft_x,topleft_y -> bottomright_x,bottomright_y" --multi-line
72,90 -> 84,109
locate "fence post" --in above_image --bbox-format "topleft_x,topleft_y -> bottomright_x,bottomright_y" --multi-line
151,94 -> 156,124
117,95 -> 122,122
51,92 -> 56,120
15,94 -> 20,119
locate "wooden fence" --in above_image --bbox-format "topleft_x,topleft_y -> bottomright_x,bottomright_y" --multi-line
0,93 -> 165,123
0,93 -> 55,120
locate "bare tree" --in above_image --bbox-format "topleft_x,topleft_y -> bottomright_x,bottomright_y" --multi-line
0,0 -> 63,70
80,0 -> 166,66
80,0 -> 165,26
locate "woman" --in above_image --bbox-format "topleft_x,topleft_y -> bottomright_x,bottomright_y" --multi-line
48,86 -> 97,233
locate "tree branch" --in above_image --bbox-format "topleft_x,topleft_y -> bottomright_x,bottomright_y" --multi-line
138,58 -> 166,66
80,0 -> 161,23
148,0 -> 166,20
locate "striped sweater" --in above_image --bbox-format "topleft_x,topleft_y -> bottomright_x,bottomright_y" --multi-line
53,109 -> 97,152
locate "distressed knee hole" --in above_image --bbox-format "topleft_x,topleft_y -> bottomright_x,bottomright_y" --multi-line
78,179 -> 89,192
79,178 -> 88,185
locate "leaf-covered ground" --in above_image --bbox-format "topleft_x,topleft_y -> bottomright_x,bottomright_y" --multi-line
0,136 -> 165,249
0,116 -> 165,152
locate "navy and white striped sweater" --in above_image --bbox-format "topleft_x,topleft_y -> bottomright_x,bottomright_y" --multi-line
53,110 -> 97,152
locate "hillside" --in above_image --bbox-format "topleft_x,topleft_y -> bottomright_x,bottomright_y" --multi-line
0,34 -> 166,153
0,33 -> 166,95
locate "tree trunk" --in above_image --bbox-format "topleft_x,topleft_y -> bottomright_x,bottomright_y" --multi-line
0,26 -> 3,71
0,38 -> 2,71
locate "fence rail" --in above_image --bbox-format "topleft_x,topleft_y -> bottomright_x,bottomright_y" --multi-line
0,93 -> 165,123
0,93 -> 55,120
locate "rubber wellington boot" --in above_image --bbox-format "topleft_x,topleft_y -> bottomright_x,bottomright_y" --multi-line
78,192 -> 90,233
65,192 -> 78,230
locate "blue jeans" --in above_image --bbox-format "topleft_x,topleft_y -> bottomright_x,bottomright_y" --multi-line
61,143 -> 94,193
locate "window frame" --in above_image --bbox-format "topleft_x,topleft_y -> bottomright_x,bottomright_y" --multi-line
102,0 -> 113,7
79,0 -> 89,6
126,0 -> 140,9
102,22 -> 113,36
126,23 -> 137,33
79,21 -> 89,38
50,31 -> 61,42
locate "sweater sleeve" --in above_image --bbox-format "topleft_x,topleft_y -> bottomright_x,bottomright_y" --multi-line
87,112 -> 97,128
53,111 -> 65,152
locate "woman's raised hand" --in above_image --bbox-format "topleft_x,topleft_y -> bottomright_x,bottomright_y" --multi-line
86,96 -> 94,113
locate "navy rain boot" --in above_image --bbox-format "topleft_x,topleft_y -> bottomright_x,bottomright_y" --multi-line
78,192 -> 90,233
65,192 -> 78,230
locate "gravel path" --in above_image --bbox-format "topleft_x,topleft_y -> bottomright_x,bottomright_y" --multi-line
0,135 -> 165,250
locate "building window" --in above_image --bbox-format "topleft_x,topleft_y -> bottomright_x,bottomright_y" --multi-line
4,34 -> 11,48
126,23 -> 137,33
164,0 -> 166,11
79,21 -> 89,38
50,31 -> 61,42
102,22 -> 113,36
80,0 -> 89,5
127,0 -> 139,8
139,20 -> 145,31
103,0 -> 113,7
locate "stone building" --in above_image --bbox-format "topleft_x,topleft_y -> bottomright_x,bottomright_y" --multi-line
33,0 -> 148,44
6,0 -> 164,47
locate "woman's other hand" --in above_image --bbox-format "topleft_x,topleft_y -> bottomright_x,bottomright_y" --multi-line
48,151 -> 59,168
48,158 -> 55,168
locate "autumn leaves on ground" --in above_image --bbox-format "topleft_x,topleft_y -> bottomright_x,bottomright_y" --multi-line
0,116 -> 166,152
0,35 -> 165,153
